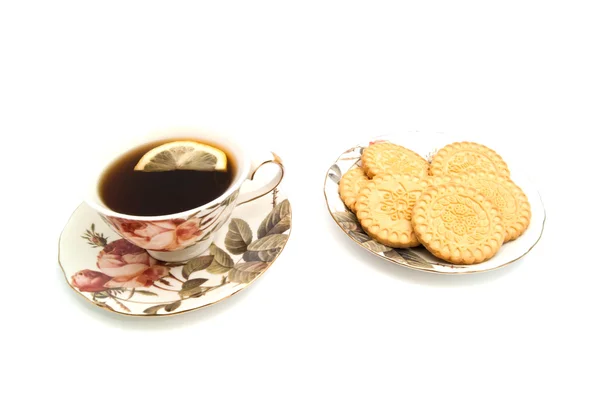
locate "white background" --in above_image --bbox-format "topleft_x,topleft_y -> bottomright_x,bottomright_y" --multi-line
1,1 -> 599,400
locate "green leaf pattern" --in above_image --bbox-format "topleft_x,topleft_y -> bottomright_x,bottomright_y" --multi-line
328,164 -> 342,184
210,244 -> 234,267
182,255 -> 214,279
224,218 -> 253,254
179,278 -> 210,298
242,249 -> 279,262
164,300 -> 182,312
228,262 -> 269,284
247,234 -> 288,252
143,304 -> 165,315
257,199 -> 291,238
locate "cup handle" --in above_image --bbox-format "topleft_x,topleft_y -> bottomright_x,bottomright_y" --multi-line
237,152 -> 285,206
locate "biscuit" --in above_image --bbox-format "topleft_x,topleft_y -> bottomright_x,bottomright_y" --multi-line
361,142 -> 429,178
425,174 -> 465,188
412,184 -> 505,264
459,172 -> 531,242
355,173 -> 429,248
339,167 -> 370,212
430,142 -> 510,178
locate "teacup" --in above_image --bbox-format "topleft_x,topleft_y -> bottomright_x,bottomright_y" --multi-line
85,127 -> 284,262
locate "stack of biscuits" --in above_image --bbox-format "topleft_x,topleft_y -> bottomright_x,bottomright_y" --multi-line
338,141 -> 531,265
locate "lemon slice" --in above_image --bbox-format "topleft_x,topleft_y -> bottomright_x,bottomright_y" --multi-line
134,141 -> 228,172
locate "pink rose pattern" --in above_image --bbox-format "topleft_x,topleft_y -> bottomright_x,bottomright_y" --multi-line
107,217 -> 203,251
71,270 -> 112,292
71,238 -> 169,292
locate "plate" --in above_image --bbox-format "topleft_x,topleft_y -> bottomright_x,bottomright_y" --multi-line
324,132 -> 545,274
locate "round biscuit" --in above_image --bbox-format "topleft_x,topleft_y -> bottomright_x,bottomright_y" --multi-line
338,167 -> 370,212
430,142 -> 510,178
424,174 -> 466,188
361,142 -> 429,178
355,173 -> 430,248
412,183 -> 505,264
456,172 -> 531,242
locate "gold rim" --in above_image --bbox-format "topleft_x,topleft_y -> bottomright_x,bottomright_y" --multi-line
58,194 -> 292,318
323,140 -> 546,275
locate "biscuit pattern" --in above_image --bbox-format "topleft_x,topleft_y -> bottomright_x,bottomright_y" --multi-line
412,184 -> 505,264
361,142 -> 429,178
458,172 -> 531,242
430,142 -> 510,178
356,173 -> 429,248
338,167 -> 370,212
425,174 -> 465,188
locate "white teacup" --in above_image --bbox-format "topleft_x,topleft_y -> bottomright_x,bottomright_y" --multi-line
85,127 -> 284,262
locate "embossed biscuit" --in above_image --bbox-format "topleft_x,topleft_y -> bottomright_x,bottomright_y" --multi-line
458,172 -> 531,242
412,184 -> 505,264
424,174 -> 465,188
361,142 -> 429,178
430,142 -> 510,178
355,173 -> 430,248
339,167 -> 370,212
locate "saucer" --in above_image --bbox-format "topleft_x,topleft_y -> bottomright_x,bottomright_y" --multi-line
324,132 -> 545,274
59,183 -> 291,316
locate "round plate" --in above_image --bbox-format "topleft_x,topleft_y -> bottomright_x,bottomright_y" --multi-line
324,132 -> 545,274
59,183 -> 291,316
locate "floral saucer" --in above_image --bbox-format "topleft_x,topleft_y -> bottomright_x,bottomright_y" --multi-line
59,186 -> 291,316
324,132 -> 545,274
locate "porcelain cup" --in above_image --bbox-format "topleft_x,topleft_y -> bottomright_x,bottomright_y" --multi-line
85,127 -> 283,262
